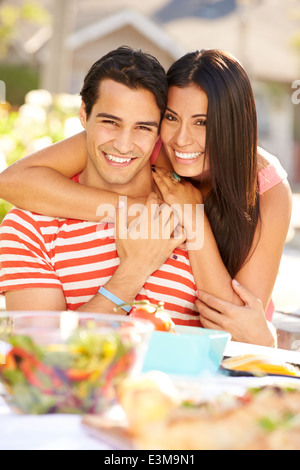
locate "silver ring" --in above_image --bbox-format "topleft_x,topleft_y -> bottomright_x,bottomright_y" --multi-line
169,172 -> 181,183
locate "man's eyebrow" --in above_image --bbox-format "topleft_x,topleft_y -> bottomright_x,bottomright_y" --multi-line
96,113 -> 122,121
136,121 -> 159,128
96,113 -> 159,128
166,107 -> 207,118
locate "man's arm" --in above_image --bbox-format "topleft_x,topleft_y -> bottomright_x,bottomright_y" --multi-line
76,261 -> 151,313
78,193 -> 186,314
5,194 -> 186,313
5,288 -> 67,311
4,261 -> 148,313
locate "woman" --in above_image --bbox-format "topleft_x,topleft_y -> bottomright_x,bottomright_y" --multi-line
0,49 -> 292,346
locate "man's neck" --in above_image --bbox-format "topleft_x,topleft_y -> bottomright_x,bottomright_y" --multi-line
79,160 -> 157,199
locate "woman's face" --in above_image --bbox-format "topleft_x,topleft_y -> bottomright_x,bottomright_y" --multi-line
161,84 -> 209,180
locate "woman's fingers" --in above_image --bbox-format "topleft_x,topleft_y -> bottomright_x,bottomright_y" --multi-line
152,167 -> 173,196
196,289 -> 236,314
231,279 -> 264,310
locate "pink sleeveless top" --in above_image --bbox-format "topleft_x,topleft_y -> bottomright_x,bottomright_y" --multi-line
151,139 -> 288,321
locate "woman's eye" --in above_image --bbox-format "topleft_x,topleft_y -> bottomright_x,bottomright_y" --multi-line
196,120 -> 207,127
164,113 -> 177,122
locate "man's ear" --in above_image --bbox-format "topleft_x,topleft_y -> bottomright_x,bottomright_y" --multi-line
79,102 -> 87,129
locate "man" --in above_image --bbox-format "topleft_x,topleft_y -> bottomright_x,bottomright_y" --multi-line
0,47 -> 200,325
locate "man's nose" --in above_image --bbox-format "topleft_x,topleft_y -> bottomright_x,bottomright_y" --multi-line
113,130 -> 135,155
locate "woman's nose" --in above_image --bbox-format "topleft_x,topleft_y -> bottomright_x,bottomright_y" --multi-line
173,125 -> 194,147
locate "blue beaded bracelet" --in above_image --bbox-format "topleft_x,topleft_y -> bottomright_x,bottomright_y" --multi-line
98,286 -> 131,313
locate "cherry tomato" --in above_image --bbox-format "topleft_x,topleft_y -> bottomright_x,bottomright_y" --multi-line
130,308 -> 169,332
114,300 -> 174,332
66,369 -> 94,382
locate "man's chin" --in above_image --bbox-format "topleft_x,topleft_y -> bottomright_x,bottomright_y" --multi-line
103,176 -> 134,187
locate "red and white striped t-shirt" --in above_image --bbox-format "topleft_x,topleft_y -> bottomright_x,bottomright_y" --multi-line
0,208 -> 200,326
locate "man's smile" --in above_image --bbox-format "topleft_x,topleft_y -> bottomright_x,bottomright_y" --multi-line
103,152 -> 137,167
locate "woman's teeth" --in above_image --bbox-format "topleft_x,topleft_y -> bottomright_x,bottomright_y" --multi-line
105,153 -> 132,163
175,151 -> 203,160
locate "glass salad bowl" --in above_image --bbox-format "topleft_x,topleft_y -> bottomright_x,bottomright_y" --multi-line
0,311 -> 153,415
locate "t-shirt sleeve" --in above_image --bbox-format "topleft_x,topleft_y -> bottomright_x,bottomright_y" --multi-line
258,159 -> 288,195
0,209 -> 63,293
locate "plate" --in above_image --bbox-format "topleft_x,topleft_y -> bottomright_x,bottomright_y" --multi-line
224,341 -> 300,365
82,374 -> 300,450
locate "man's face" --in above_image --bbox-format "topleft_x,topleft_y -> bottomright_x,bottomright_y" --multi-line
80,79 -> 160,192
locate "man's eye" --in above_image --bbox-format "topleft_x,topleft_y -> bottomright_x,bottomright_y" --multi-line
102,120 -> 117,126
138,126 -> 152,132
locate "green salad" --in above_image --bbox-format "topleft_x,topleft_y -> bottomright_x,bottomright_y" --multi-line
0,325 -> 137,414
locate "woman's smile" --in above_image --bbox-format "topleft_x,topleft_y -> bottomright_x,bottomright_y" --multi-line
174,150 -> 205,165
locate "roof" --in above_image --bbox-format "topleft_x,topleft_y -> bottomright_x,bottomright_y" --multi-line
153,0 -> 237,22
162,0 -> 300,83
66,9 -> 185,60
2,0 -> 300,83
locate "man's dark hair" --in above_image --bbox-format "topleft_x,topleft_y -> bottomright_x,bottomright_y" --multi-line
80,46 -> 167,122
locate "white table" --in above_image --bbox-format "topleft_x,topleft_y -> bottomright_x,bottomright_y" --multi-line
0,395 -> 113,450
1,341 -> 299,450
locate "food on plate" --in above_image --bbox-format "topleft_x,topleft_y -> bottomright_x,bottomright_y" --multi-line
0,324 -> 140,414
118,371 -> 180,433
83,372 -> 300,450
222,354 -> 300,377
115,300 -> 175,332
135,385 -> 300,450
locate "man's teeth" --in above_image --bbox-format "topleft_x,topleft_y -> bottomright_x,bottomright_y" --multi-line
105,153 -> 132,163
175,151 -> 202,160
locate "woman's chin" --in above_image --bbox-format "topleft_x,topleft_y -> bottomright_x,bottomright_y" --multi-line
172,162 -> 205,179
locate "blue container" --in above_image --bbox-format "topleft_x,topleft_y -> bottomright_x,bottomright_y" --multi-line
142,326 -> 231,377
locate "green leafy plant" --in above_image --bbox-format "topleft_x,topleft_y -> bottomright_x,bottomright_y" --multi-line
0,89 -> 82,221
0,0 -> 50,58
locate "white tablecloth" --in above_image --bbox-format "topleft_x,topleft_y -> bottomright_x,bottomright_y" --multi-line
0,396 -> 113,450
1,341 -> 299,450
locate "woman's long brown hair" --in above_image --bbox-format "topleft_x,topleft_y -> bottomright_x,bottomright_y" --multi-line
167,50 -> 260,278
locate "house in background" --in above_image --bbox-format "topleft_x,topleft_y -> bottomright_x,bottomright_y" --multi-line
2,0 -> 300,183
58,10 -> 186,96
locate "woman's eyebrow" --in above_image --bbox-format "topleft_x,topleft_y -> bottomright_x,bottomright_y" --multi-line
166,107 -> 178,116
